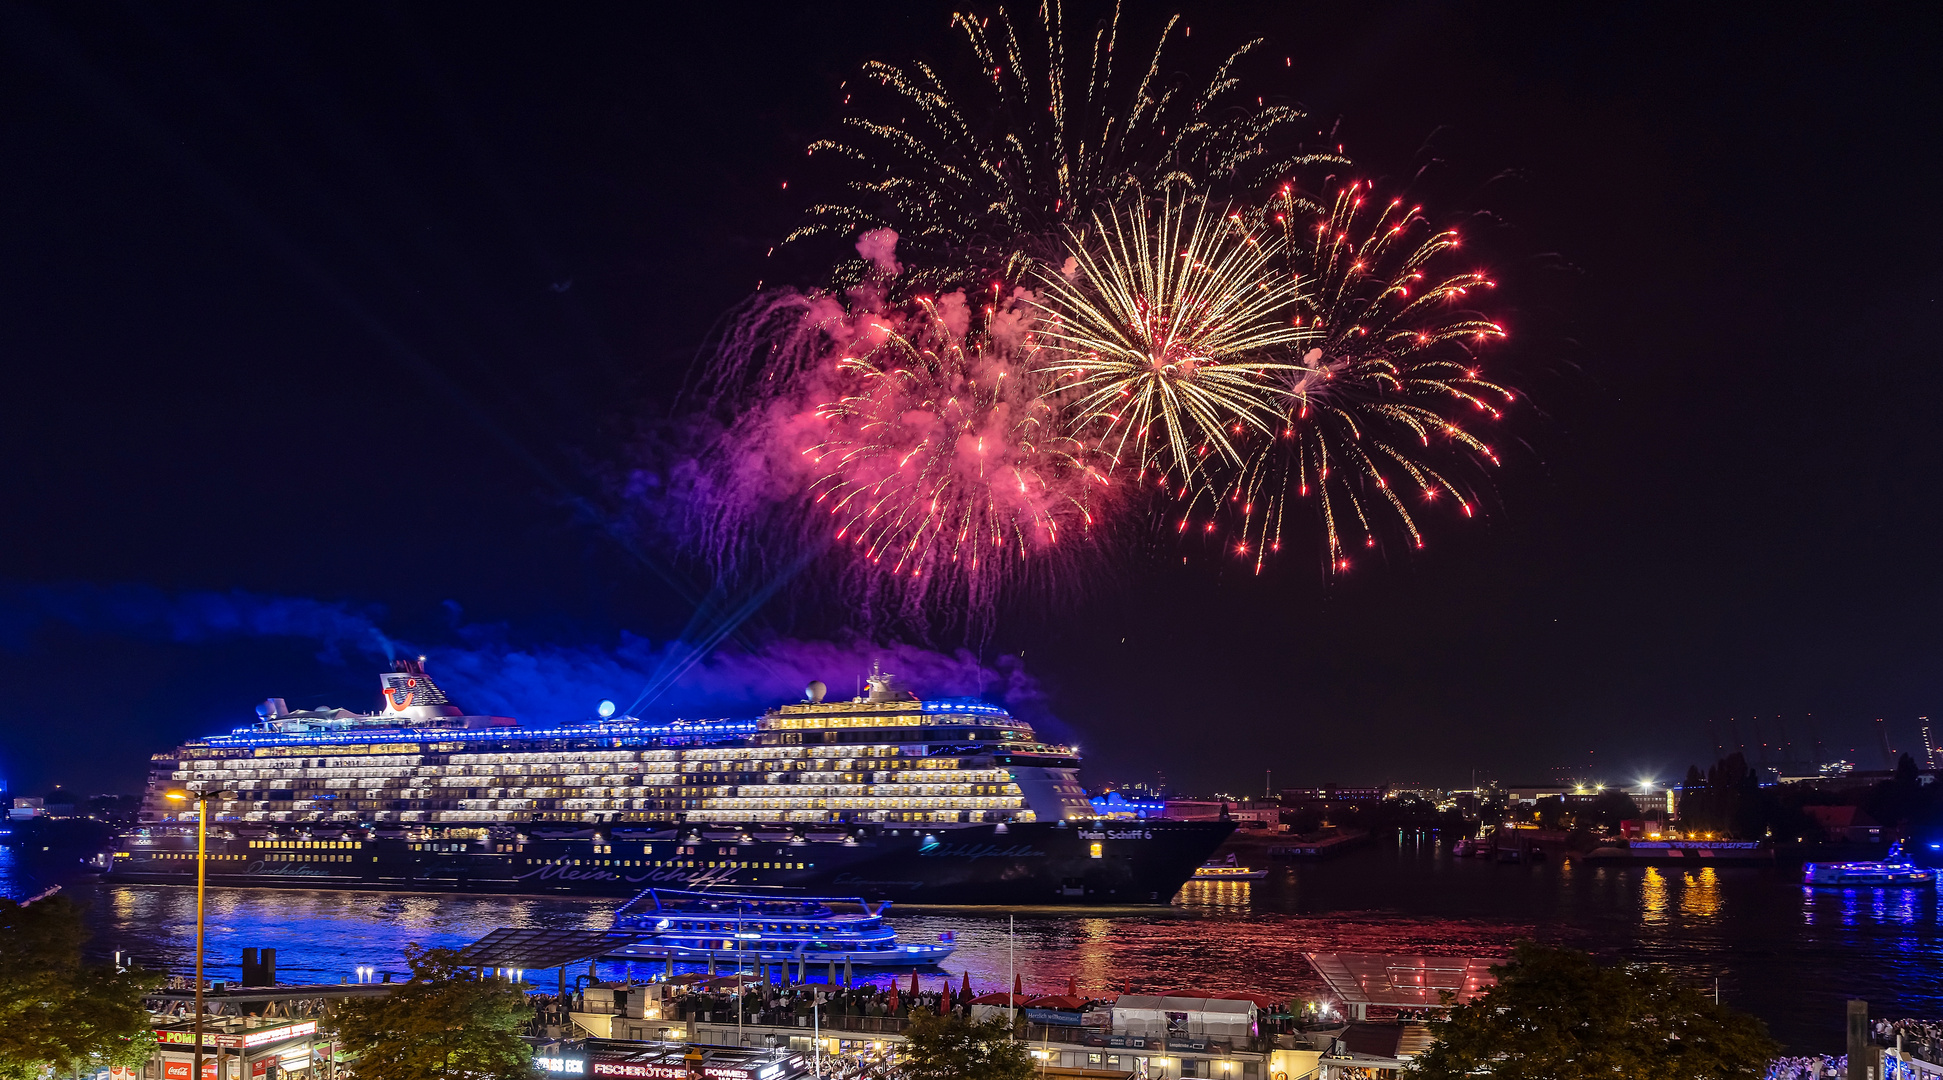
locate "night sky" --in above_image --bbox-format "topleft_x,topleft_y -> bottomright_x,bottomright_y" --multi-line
2,2 -> 1939,799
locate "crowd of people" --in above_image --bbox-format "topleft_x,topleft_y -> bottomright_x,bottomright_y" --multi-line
523,992 -> 577,1037
1760,1018 -> 1943,1080
667,979 -> 979,1028
1878,1018 -> 1943,1066
1765,1055 -> 1846,1080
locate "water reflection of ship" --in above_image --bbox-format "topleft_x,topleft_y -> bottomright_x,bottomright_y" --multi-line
111,661 -> 1233,904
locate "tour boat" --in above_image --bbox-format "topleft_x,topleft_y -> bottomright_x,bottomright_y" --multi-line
1191,854 -> 1267,881
606,888 -> 955,968
1806,843 -> 1938,888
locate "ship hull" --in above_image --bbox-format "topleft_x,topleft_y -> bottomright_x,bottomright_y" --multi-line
106,820 -> 1233,905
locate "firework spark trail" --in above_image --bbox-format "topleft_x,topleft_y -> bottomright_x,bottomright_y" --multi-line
805,288 -> 1115,628
653,9 -> 1527,641
675,231 -> 1119,639
790,2 -> 1337,293
1028,195 -> 1316,498
1220,179 -> 1514,572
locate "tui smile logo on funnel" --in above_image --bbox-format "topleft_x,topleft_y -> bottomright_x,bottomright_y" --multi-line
384,677 -> 418,711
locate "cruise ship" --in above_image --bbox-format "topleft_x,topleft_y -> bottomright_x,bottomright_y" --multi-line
109,660 -> 1231,904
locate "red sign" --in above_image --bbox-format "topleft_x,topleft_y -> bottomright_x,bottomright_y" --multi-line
164,1062 -> 218,1080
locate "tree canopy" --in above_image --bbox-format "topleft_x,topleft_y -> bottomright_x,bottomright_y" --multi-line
1410,943 -> 1778,1080
334,946 -> 535,1080
0,894 -> 159,1080
900,1008 -> 1033,1080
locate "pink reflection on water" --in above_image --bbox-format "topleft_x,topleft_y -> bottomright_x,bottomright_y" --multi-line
892,881 -> 1550,1002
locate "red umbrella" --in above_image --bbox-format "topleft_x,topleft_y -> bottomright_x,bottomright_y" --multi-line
909,971 -> 920,997
1068,976 -> 1078,997
887,981 -> 900,1012
1013,973 -> 1023,1001
942,981 -> 954,1011
961,971 -> 973,1000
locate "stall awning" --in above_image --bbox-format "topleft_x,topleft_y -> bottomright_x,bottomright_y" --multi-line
455,928 -> 638,970
1303,953 -> 1502,1007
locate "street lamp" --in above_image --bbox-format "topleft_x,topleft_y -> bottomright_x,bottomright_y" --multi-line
165,788 -> 234,1080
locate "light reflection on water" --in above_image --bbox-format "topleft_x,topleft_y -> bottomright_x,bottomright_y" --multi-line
6,835 -> 1938,1051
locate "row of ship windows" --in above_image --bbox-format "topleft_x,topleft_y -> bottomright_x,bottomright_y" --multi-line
762,715 -> 1018,729
178,744 -> 1030,771
247,839 -> 363,849
164,792 -> 1033,811
699,797 -> 1025,810
531,858 -> 811,870
174,775 -> 924,791
172,763 -> 1012,781
176,767 -> 685,781
173,777 -> 1016,795
141,852 -> 356,862
145,853 -> 242,860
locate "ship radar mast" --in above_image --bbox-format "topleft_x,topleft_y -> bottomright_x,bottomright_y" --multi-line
864,660 -> 913,703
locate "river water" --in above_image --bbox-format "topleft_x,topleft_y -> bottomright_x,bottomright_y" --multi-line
6,831 -> 1937,1052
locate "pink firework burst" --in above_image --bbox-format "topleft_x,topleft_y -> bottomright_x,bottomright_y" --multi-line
679,234 -> 1120,637
807,288 -> 1117,626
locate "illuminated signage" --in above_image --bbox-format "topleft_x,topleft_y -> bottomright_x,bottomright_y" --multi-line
590,1063 -> 687,1079
158,1022 -> 315,1050
157,1032 -> 243,1049
245,1022 -> 317,1048
535,1058 -> 585,1075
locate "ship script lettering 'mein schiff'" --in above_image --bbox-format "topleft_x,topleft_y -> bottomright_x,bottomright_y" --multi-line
111,660 -> 1232,904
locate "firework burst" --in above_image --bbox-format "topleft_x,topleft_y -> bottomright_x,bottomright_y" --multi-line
790,2 -> 1335,293
1220,179 -> 1514,573
1029,195 -> 1315,495
806,290 -> 1116,624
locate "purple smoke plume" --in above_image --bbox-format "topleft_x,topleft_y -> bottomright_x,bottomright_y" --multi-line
0,583 -> 1056,730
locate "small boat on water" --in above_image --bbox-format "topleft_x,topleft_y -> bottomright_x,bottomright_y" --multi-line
1191,854 -> 1267,880
1806,842 -> 1938,888
607,889 -> 954,968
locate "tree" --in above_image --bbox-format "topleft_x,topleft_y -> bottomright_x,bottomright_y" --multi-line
900,1008 -> 1033,1080
1583,790 -> 1642,832
0,894 -> 160,1080
1410,943 -> 1778,1080
335,946 -> 535,1080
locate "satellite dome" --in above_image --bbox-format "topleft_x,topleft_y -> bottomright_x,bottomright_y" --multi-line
596,699 -> 616,719
805,680 -> 827,703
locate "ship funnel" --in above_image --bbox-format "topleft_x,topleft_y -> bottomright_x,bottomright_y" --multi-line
805,680 -> 827,703
255,698 -> 288,721
379,658 -> 463,719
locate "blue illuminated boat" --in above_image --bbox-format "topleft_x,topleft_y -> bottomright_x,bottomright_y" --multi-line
607,889 -> 953,968
1806,842 -> 1937,887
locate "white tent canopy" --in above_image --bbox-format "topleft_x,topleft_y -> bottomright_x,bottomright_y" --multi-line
1110,996 -> 1256,1039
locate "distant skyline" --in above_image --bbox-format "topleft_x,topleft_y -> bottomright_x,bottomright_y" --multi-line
2,3 -> 1939,797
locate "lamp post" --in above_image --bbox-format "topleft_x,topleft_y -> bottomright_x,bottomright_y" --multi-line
165,788 -> 232,1080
